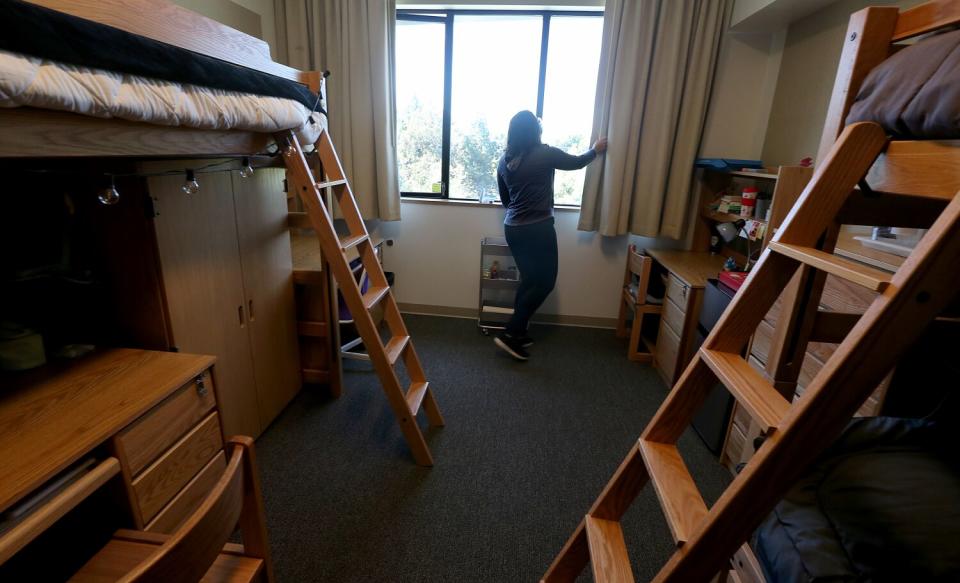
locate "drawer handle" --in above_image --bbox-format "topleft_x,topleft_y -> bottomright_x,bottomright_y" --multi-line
195,375 -> 208,398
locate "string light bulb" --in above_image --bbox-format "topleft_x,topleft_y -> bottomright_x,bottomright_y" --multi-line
97,175 -> 120,206
182,169 -> 200,195
240,157 -> 254,178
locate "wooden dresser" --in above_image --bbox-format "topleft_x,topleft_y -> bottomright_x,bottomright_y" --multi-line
646,249 -> 726,386
0,348 -> 228,574
720,272 -> 891,473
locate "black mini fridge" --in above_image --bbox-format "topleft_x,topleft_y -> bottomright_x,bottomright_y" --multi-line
691,279 -> 737,455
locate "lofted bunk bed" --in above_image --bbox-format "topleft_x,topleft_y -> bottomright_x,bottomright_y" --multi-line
541,1 -> 960,582
0,0 -> 326,157
0,0 -> 442,579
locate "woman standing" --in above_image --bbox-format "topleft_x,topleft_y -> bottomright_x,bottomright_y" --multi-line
494,110 -> 607,360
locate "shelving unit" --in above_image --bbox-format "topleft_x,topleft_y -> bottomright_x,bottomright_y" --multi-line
693,165 -> 812,263
478,237 -> 520,334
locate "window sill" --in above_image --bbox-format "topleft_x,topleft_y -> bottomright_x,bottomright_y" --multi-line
401,197 -> 581,212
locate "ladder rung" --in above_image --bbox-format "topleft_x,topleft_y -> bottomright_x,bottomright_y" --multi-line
699,348 -> 789,434
293,269 -> 324,286
316,179 -> 348,189
384,335 -> 410,365
406,381 -> 429,414
297,320 -> 328,338
287,211 -> 312,230
637,439 -> 708,546
340,233 -> 368,251
584,516 -> 635,583
768,241 -> 892,292
362,286 -> 390,310
301,368 -> 329,384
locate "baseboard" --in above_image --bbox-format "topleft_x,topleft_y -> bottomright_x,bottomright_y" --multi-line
396,302 -> 616,329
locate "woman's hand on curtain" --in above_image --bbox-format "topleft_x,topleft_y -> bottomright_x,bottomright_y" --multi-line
593,137 -> 608,154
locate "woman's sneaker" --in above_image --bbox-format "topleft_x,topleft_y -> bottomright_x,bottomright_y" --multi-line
495,332 -> 529,361
516,335 -> 534,348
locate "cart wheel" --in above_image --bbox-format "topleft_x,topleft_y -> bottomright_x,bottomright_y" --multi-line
480,328 -> 489,336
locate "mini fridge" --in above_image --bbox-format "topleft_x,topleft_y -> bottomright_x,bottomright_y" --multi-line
691,278 -> 737,455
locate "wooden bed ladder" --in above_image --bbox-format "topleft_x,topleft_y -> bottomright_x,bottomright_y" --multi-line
541,121 -> 960,582
278,128 -> 444,466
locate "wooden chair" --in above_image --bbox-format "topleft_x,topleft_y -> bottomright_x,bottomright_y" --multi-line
615,245 -> 662,362
70,437 -> 274,583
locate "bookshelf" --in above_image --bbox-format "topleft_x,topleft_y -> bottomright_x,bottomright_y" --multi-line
692,165 -> 813,262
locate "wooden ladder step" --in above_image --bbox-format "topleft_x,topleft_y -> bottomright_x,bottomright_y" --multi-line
700,348 -> 790,434
287,211 -> 312,230
297,320 -> 328,338
316,179 -> 348,189
768,241 -> 892,291
340,233 -> 368,250
362,285 -> 390,310
301,368 -> 329,384
406,381 -> 429,414
584,516 -> 635,583
384,335 -> 410,365
293,269 -> 325,286
637,439 -> 708,546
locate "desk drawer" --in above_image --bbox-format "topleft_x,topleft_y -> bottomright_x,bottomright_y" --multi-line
132,412 -> 223,523
750,320 -> 774,366
723,422 -> 746,473
146,450 -> 227,534
665,275 -> 691,311
655,323 -> 681,383
661,297 -> 686,337
118,370 -> 216,476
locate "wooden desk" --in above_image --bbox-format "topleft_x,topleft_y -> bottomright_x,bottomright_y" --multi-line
0,349 -> 221,568
646,249 -> 726,386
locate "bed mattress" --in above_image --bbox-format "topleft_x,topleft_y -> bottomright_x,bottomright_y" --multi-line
755,417 -> 960,582
846,28 -> 960,140
0,49 -> 325,146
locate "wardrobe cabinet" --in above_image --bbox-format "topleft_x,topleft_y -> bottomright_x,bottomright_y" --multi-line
147,162 -> 300,438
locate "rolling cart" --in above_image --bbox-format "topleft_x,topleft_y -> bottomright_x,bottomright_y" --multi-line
478,237 -> 520,335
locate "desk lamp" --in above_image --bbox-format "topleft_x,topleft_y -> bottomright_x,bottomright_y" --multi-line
716,219 -> 756,271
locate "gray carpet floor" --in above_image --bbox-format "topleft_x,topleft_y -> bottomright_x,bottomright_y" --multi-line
255,315 -> 731,582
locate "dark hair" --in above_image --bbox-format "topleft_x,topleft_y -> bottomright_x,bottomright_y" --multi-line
505,110 -> 542,159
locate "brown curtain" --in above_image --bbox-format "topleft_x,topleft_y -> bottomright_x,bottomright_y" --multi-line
275,0 -> 401,221
578,0 -> 729,238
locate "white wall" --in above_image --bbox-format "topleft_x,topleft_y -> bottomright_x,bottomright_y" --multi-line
699,29 -> 785,160
376,203 -> 677,322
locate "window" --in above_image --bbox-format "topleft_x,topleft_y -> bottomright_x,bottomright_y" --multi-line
395,9 -> 604,205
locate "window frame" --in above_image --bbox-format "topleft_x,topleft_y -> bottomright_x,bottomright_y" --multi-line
396,8 -> 604,202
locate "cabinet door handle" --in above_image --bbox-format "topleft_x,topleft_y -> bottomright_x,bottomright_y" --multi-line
248,299 -> 255,321
238,305 -> 245,327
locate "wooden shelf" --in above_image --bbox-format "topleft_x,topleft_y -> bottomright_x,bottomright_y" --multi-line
727,170 -> 779,180
701,208 -> 768,225
480,277 -> 520,290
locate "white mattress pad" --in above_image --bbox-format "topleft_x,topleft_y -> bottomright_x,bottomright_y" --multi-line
0,49 -> 325,145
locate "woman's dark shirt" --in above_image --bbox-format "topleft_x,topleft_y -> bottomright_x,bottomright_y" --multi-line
497,144 -> 596,226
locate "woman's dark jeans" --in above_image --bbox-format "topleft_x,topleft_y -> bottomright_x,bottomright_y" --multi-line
504,217 -> 558,335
